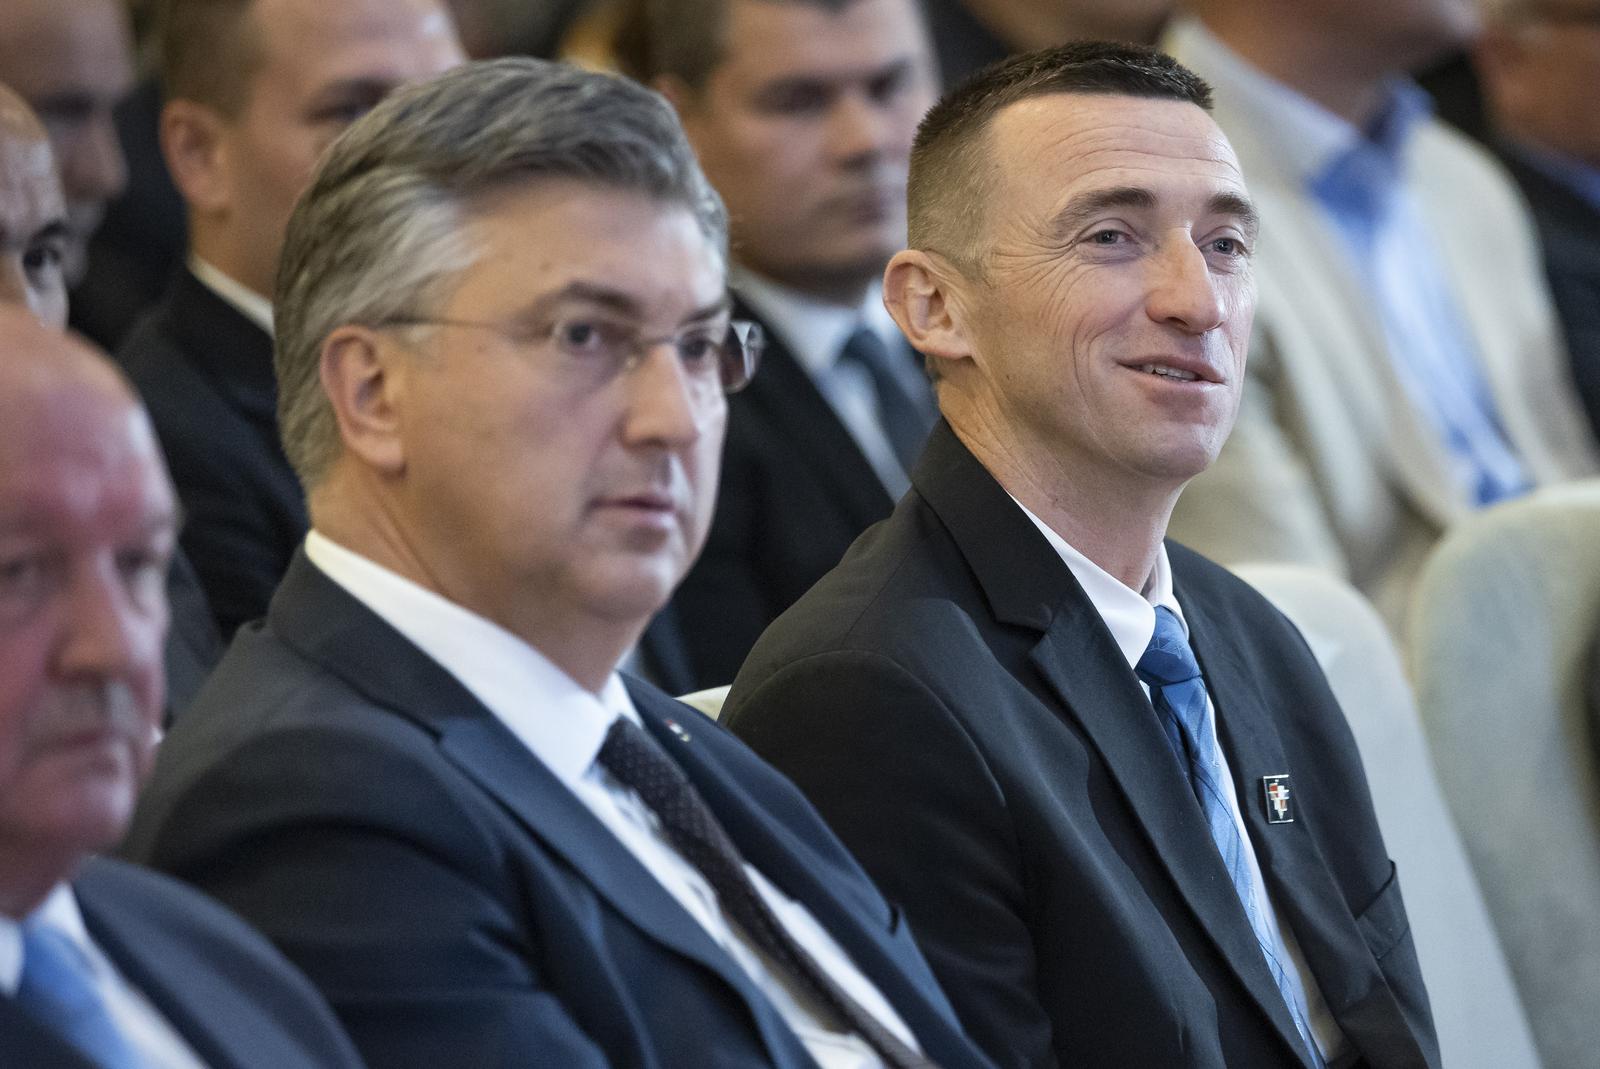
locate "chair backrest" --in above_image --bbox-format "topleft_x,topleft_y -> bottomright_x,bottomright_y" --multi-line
1405,482 -> 1600,1069
678,684 -> 731,721
1234,562 -> 1541,1069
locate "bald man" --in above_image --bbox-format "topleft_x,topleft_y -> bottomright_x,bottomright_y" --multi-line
0,86 -> 67,330
0,307 -> 363,1069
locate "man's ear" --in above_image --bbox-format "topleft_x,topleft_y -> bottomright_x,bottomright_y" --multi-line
160,98 -> 232,216
884,249 -> 976,378
319,326 -> 407,477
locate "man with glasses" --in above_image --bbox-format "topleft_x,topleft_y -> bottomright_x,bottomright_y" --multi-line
123,58 -> 991,1069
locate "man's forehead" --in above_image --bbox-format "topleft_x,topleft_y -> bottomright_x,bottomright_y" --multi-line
720,0 -> 925,78
0,134 -> 65,225
253,0 -> 457,71
0,0 -> 132,102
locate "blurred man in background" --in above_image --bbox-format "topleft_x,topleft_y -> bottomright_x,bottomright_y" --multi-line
627,0 -> 941,687
0,87 -> 68,331
1161,0 -> 1598,626
118,0 -> 463,640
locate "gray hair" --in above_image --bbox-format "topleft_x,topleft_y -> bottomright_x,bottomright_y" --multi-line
274,57 -> 729,489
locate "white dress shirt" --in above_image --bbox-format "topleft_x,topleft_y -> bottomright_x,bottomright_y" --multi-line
189,255 -> 274,335
733,268 -> 923,498
0,883 -> 210,1068
1010,501 -> 1346,1063
304,531 -> 919,1068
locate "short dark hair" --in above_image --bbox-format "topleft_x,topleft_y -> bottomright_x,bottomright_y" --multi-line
616,0 -> 857,89
907,41 -> 1213,270
156,0 -> 261,117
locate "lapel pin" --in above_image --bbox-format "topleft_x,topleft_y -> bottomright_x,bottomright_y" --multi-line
1261,774 -> 1295,824
664,718 -> 692,744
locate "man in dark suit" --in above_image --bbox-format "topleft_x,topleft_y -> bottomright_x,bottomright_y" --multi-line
0,87 -> 221,718
724,43 -> 1439,1069
116,0 -> 463,638
123,59 -> 992,1069
0,307 -> 361,1069
1474,2 -> 1600,439
622,0 -> 942,688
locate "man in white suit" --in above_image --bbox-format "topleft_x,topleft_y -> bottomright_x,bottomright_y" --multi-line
1162,0 -> 1599,625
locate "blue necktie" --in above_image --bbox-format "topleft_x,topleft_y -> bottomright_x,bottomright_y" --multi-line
16,921 -> 143,1068
1136,606 -> 1326,1068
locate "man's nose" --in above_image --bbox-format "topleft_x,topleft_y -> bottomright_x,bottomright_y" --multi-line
1146,239 -> 1226,334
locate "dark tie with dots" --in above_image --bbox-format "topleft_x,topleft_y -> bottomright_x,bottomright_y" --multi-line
838,327 -> 936,477
595,716 -> 938,1069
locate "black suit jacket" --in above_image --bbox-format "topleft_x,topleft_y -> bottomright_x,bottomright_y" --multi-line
668,298 -> 899,688
723,424 -> 1439,1069
163,549 -> 223,720
118,267 -> 307,638
0,857 -> 362,1069
121,551 -> 993,1069
1496,146 -> 1600,440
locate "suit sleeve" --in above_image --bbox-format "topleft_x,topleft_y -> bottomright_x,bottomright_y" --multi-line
131,728 -> 611,1069
726,650 -> 1061,1069
1167,322 -> 1350,577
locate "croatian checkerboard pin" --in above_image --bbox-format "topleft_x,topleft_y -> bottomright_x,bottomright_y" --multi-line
1261,774 -> 1294,824
664,719 -> 692,743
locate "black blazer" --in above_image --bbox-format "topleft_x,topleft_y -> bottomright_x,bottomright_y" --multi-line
1496,146 -> 1600,441
723,423 -> 1439,1069
668,299 -> 898,689
121,552 -> 993,1069
118,267 -> 307,638
0,857 -> 362,1069
163,549 -> 222,720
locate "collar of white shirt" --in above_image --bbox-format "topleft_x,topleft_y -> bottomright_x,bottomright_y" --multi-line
304,530 -> 639,787
731,267 -> 902,380
1008,495 -> 1188,668
189,255 -> 275,336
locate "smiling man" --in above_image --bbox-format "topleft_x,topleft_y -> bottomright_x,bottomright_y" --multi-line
723,42 -> 1438,1068
122,58 -> 993,1069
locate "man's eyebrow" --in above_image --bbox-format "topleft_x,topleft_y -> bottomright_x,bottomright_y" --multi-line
1050,186 -> 1157,241
1207,192 -> 1261,241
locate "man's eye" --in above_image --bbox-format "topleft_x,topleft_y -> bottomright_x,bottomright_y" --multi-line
1087,229 -> 1128,246
676,333 -> 722,366
0,554 -> 51,620
552,319 -> 628,358
1209,236 -> 1248,257
22,244 -> 63,276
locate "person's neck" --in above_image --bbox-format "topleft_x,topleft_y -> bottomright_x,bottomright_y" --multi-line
0,844 -> 75,919
948,416 -> 1175,592
311,481 -> 637,695
188,227 -> 273,306
1198,12 -> 1399,126
738,261 -> 875,310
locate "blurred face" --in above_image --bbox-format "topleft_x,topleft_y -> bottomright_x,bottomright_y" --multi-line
675,0 -> 937,300
1297,0 -> 1477,69
954,94 -> 1257,489
0,130 -> 68,329
392,183 -> 728,637
1478,2 -> 1600,167
212,0 -> 463,296
0,373 -> 174,892
0,0 -> 134,283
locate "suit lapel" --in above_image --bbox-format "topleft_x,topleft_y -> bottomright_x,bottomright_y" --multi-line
1183,587 -> 1421,1065
166,268 -> 279,427
267,552 -> 814,1066
73,877 -> 248,1069
626,686 -> 974,1063
733,297 -> 896,528
913,425 -> 1314,1065
0,998 -> 102,1069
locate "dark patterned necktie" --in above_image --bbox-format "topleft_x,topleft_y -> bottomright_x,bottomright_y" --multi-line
595,716 -> 937,1069
838,326 -> 935,477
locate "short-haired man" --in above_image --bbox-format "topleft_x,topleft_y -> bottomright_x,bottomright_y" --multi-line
724,43 -> 1438,1068
0,0 -> 133,291
0,86 -> 68,330
117,0 -> 463,639
0,306 -> 363,1069
1157,0 -> 1598,627
628,0 -> 942,687
1474,0 -> 1600,438
124,59 -> 992,1069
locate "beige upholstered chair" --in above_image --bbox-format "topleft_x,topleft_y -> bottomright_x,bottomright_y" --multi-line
1235,562 -> 1540,1069
678,684 -> 731,721
1406,482 -> 1600,1069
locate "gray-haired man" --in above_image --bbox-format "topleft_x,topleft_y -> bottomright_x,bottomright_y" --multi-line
122,58 -> 992,1069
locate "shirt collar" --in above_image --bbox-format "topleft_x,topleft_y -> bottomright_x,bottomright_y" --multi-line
730,267 -> 899,378
303,531 -> 639,789
1165,15 -> 1433,188
189,255 -> 274,335
0,884 -> 95,996
1506,140 -> 1600,215
1008,496 -> 1186,669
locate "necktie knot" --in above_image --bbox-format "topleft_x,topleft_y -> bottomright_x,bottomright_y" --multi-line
1136,605 -> 1202,688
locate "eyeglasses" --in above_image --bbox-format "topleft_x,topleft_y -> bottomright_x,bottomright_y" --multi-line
374,314 -> 764,399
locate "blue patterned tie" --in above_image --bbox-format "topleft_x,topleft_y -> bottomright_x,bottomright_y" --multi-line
16,920 -> 143,1068
1137,606 -> 1326,1068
